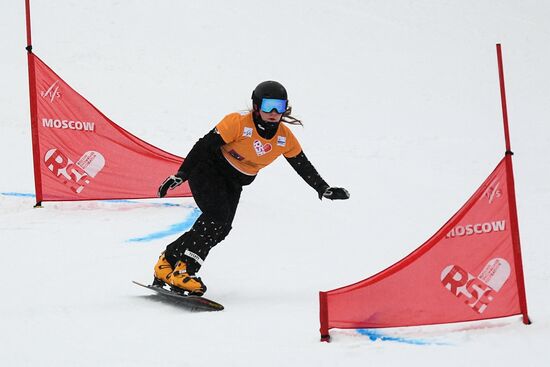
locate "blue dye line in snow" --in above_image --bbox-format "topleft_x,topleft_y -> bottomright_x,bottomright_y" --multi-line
104,199 -> 183,207
357,329 -> 444,346
127,207 -> 202,243
1,192 -> 36,197
1,193 -> 184,208
2,191 -> 197,242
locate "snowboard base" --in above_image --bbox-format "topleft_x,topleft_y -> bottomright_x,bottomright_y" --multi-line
133,280 -> 224,311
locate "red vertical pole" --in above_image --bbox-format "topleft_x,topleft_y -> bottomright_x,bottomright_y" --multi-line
496,44 -> 530,324
25,0 -> 32,47
319,291 -> 330,342
25,0 -> 43,207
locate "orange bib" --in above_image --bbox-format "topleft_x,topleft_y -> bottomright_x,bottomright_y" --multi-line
215,112 -> 302,175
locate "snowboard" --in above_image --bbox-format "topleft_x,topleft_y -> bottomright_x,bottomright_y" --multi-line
133,281 -> 224,311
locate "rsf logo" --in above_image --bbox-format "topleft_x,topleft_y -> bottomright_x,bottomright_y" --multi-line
440,258 -> 511,314
40,80 -> 61,103
44,148 -> 105,194
253,140 -> 272,156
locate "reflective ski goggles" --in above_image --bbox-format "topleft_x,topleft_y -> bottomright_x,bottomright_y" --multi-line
260,98 -> 288,114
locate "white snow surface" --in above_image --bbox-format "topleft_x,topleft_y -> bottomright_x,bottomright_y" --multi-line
2,1 -> 550,366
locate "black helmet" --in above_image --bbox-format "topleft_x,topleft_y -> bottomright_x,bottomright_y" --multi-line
251,81 -> 287,108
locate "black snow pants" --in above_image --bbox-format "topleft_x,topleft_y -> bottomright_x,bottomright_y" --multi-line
164,156 -> 251,274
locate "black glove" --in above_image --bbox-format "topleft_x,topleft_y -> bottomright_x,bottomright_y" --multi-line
158,173 -> 186,198
319,187 -> 350,200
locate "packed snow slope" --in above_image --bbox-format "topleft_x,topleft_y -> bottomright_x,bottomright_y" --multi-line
1,1 -> 549,366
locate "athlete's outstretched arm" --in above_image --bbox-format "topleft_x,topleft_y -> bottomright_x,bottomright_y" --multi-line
158,129 -> 225,198
286,151 -> 350,200
176,128 -> 225,179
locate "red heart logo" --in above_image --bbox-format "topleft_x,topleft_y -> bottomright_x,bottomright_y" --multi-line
253,140 -> 273,156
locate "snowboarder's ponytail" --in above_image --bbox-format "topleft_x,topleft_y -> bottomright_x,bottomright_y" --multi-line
281,105 -> 303,126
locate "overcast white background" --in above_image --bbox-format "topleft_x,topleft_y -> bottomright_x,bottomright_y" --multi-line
1,1 -> 549,366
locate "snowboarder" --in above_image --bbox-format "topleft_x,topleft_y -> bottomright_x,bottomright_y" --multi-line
154,81 -> 350,296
